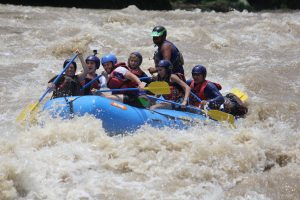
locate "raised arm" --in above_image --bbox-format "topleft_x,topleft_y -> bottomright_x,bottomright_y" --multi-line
76,50 -> 88,81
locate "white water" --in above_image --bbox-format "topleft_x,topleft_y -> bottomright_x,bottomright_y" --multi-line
0,4 -> 299,200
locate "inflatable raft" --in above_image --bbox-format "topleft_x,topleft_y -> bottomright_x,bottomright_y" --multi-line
43,96 -> 210,134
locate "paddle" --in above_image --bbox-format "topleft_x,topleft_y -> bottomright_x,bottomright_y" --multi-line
189,91 -> 236,126
230,88 -> 248,103
95,81 -> 170,95
80,74 -> 102,91
139,77 -> 151,81
16,53 -> 78,123
146,95 -> 235,127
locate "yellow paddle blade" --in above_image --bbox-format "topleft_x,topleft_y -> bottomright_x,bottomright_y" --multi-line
16,102 -> 39,123
144,81 -> 170,95
207,110 -> 236,127
231,88 -> 248,103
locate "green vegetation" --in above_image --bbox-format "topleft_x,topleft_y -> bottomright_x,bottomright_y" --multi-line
171,0 -> 300,11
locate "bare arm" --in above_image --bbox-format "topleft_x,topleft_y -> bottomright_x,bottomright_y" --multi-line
76,50 -> 88,81
170,74 -> 191,105
161,43 -> 172,61
124,71 -> 145,89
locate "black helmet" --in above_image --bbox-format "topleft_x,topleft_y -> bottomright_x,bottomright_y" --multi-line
157,60 -> 172,74
85,55 -> 100,69
151,26 -> 167,37
192,65 -> 207,78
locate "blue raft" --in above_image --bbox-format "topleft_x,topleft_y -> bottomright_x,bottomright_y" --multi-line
43,96 -> 209,134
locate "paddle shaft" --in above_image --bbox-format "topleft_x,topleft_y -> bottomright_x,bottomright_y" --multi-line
190,91 -> 202,102
80,74 -> 102,91
146,95 -> 202,113
96,88 -> 140,93
40,53 -> 78,103
139,77 -> 151,81
95,81 -> 170,95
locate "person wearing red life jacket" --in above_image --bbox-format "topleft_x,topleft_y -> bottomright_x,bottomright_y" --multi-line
188,65 -> 224,110
48,50 -> 88,98
127,52 -> 150,84
80,51 -> 107,95
96,53 -> 146,107
150,60 -> 190,110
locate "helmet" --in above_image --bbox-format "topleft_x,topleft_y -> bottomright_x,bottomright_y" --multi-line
129,52 -> 143,67
63,59 -> 77,71
151,26 -> 167,37
157,60 -> 173,74
86,55 -> 100,69
101,53 -> 117,66
192,65 -> 207,78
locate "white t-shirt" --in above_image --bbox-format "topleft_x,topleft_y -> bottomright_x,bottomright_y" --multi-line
98,74 -> 107,88
110,66 -> 129,81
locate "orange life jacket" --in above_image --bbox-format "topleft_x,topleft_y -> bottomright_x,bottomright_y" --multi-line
189,80 -> 222,106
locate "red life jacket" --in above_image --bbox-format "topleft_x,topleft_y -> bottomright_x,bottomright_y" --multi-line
80,75 -> 101,95
49,75 -> 81,98
107,63 -> 138,95
161,73 -> 185,101
189,80 -> 222,106
129,68 -> 144,78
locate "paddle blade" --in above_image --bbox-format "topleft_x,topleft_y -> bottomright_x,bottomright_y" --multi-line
207,110 -> 236,127
16,102 -> 39,123
231,88 -> 248,103
144,81 -> 170,95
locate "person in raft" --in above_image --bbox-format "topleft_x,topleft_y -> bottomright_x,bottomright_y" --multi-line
148,26 -> 185,79
187,65 -> 248,117
127,51 -> 151,84
94,53 -> 146,107
48,50 -> 88,98
187,65 -> 224,110
150,60 -> 190,110
80,50 -> 107,95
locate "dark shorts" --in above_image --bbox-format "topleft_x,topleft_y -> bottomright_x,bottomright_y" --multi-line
123,95 -> 145,108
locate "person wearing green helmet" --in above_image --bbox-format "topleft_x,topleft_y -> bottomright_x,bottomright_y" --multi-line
148,26 -> 185,79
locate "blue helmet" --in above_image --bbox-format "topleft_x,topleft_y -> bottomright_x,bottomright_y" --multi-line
157,60 -> 172,69
86,55 -> 100,69
63,59 -> 77,71
101,53 -> 117,66
157,60 -> 172,74
192,65 -> 206,78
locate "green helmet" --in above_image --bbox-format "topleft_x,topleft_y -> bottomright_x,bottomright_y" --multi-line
151,26 -> 167,37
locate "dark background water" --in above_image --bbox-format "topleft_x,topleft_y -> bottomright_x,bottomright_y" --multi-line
1,0 -> 300,11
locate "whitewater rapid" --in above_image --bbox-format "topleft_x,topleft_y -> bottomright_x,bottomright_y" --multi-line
0,4 -> 299,200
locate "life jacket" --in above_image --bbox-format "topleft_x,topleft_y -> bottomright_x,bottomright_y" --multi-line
153,40 -> 184,75
189,80 -> 222,106
129,67 -> 146,78
80,74 -> 101,95
49,74 -> 81,98
157,73 -> 185,101
107,63 -> 138,95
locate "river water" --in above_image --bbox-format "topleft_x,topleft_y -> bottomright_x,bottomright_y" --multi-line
0,4 -> 299,200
